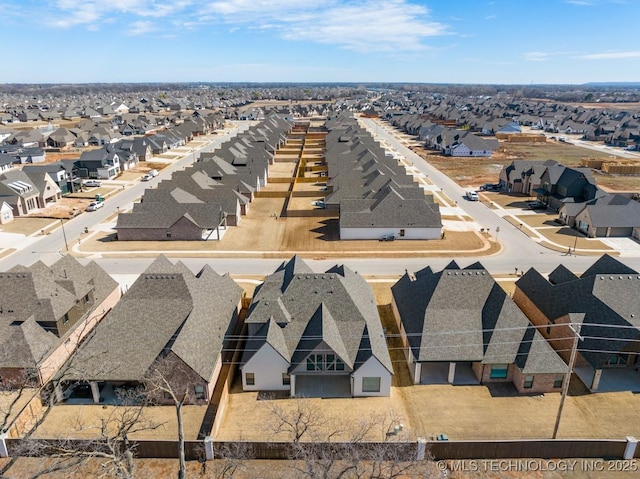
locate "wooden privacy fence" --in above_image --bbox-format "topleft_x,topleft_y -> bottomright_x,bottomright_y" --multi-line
6,438 -> 638,461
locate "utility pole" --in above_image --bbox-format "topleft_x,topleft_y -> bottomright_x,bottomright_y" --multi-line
60,218 -> 69,252
553,323 -> 583,439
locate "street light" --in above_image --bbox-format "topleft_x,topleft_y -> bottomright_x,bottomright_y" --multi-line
60,218 -> 69,252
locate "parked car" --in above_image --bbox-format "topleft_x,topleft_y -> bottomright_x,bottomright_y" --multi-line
479,183 -> 501,192
466,191 -> 480,201
528,200 -> 546,210
380,234 -> 396,241
312,200 -> 326,208
83,179 -> 102,187
141,174 -> 153,181
148,169 -> 159,177
86,201 -> 104,211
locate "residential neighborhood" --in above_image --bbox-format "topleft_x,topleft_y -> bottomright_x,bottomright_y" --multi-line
3,83 -> 640,477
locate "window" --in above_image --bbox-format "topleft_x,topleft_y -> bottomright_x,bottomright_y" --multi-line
306,353 -> 344,372
362,377 -> 381,393
282,374 -> 290,386
166,231 -> 172,238
490,364 -> 508,379
399,229 -> 405,238
62,313 -> 70,324
245,373 -> 255,386
83,294 -> 90,304
194,385 -> 205,399
553,375 -> 564,389
524,375 -> 534,389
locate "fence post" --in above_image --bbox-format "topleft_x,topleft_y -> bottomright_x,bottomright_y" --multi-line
204,436 -> 214,461
416,437 -> 427,460
0,432 -> 8,458
624,436 -> 638,460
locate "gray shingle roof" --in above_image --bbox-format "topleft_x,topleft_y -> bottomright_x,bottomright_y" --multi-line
516,255 -> 640,368
0,256 -> 117,370
392,263 -> 566,374
243,256 -> 392,374
65,256 -> 242,382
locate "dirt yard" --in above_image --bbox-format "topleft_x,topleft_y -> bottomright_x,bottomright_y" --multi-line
33,404 -> 207,441
411,140 -> 640,192
216,281 -> 640,443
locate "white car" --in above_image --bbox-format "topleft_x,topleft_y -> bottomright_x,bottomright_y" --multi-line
466,191 -> 480,201
141,174 -> 153,181
86,201 -> 104,211
83,179 -> 102,187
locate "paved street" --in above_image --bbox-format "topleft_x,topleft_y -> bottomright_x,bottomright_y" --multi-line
2,120 -> 640,277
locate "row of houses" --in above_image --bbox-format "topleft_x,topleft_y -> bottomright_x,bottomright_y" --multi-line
375,92 -> 640,149
499,159 -> 640,238
116,114 -> 293,241
3,253 -> 638,409
321,113 -> 443,240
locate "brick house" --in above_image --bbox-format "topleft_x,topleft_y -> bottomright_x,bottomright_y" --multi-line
391,261 -> 567,394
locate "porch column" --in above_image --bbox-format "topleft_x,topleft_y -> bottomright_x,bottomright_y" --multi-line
289,375 -> 296,397
54,383 -> 65,403
448,362 -> 456,384
90,381 -> 101,404
414,363 -> 422,385
591,369 -> 602,391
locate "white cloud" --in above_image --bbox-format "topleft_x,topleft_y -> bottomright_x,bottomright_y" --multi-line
580,51 -> 640,60
565,0 -> 595,5
47,0 -> 195,28
41,0 -> 449,51
485,14 -> 497,20
524,51 -> 552,62
199,0 -> 448,52
128,20 -> 156,36
524,50 -> 582,62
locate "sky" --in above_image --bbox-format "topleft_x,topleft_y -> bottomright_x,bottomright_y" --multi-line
1,0 -> 639,84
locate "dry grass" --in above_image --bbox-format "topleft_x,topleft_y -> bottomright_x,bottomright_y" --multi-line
0,217 -> 58,235
32,405 -> 207,440
410,140 -> 640,192
534,227 -> 611,250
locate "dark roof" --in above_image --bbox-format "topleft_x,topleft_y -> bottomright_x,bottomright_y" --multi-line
515,255 -> 640,368
242,256 -> 392,374
392,262 -> 566,374
0,256 -> 117,369
65,255 -> 242,382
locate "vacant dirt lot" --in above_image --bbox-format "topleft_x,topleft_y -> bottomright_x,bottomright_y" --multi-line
411,139 -> 640,192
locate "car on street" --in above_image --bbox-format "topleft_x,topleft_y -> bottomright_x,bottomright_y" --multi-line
466,191 -> 480,201
141,174 -> 153,181
83,180 -> 102,187
86,201 -> 104,211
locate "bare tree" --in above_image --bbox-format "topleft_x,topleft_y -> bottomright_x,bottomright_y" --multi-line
144,356 -> 195,479
264,396 -> 332,443
264,398 -> 433,479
